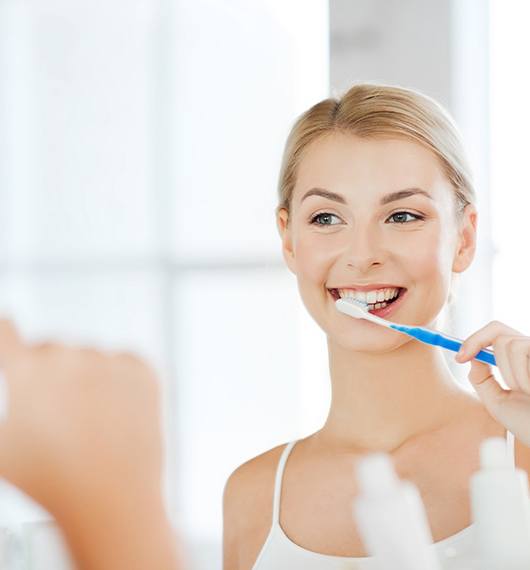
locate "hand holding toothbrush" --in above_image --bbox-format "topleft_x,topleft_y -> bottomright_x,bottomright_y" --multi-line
335,299 -> 530,448
455,320 -> 530,448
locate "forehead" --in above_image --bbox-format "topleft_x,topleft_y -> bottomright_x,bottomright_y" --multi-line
293,132 -> 451,204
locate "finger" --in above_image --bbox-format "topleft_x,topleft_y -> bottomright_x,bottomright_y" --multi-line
467,358 -> 509,420
491,335 -> 519,391
458,320 -> 524,361
509,338 -> 530,393
0,318 -> 26,362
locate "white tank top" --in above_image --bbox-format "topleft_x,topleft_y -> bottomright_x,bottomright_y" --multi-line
251,430 -> 515,570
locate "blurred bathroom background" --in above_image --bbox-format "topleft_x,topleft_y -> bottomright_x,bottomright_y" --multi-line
0,0 -> 528,568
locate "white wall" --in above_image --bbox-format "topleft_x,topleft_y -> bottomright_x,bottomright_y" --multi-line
489,0 -> 530,334
330,0 -> 452,106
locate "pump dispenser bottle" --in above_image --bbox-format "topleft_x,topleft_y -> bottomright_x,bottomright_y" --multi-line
470,436 -> 530,570
353,452 -> 442,570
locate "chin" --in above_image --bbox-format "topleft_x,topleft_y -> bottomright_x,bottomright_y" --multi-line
328,326 -> 410,354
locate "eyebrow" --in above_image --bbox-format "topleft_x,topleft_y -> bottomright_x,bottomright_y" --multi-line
300,187 -> 433,206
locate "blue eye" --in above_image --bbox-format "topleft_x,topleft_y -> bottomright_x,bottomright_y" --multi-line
387,211 -> 425,224
310,212 -> 342,226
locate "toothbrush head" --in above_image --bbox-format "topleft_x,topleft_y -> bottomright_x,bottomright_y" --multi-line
342,297 -> 368,310
334,297 -> 393,328
335,297 -> 369,319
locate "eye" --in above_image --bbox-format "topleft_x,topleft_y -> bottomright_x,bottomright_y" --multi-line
309,212 -> 342,226
387,211 -> 425,224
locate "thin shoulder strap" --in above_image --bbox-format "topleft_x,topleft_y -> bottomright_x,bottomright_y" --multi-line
506,429 -> 515,467
272,441 -> 297,524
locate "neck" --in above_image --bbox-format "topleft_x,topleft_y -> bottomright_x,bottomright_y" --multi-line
317,335 -> 472,454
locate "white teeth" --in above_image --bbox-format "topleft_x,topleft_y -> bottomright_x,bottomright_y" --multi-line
337,287 -> 400,303
366,291 -> 377,304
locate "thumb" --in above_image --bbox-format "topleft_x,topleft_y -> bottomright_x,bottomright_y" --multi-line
467,358 -> 508,419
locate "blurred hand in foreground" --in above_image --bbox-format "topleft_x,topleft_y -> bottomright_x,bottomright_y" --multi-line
0,318 -> 184,570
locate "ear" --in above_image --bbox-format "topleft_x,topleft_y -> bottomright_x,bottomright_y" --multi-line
276,207 -> 296,275
452,203 -> 478,274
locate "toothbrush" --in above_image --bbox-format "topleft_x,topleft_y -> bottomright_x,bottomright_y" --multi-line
335,297 -> 497,366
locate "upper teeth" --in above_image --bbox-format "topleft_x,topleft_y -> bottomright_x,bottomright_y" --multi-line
337,287 -> 400,304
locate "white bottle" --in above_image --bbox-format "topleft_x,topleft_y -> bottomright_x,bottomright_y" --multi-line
23,520 -> 75,570
470,436 -> 530,570
353,452 -> 442,570
0,527 -> 7,569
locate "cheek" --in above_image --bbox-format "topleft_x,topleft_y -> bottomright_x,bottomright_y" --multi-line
294,236 -> 336,284
406,234 -> 453,299
292,238 -> 337,322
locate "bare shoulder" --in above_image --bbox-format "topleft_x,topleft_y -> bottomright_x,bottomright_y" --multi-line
223,441 -> 287,519
222,442 -> 289,570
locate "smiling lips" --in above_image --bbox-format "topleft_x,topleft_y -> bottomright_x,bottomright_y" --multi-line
327,286 -> 406,304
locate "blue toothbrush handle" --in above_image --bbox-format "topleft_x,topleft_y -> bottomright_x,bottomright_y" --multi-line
473,349 -> 497,366
389,325 -> 497,367
434,331 -> 497,366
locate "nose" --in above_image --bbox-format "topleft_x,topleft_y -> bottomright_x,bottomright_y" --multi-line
343,223 -> 385,272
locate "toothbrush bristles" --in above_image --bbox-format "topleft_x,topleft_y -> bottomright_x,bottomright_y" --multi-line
344,298 -> 369,310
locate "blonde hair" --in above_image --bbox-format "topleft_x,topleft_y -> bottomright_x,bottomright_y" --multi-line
276,83 -> 475,225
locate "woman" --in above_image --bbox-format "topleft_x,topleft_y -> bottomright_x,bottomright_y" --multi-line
223,83 -> 530,569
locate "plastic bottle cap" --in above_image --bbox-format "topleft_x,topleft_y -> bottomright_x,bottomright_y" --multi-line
356,452 -> 398,495
480,436 -> 509,469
